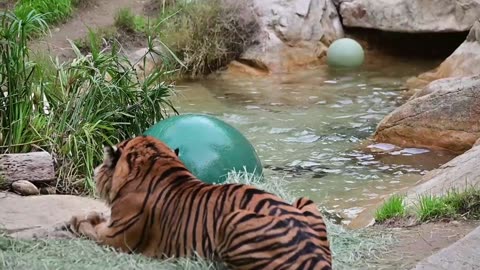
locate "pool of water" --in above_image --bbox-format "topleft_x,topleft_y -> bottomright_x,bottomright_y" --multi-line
173,55 -> 456,222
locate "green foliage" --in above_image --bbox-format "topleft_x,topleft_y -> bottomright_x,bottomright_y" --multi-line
73,26 -> 119,53
0,11 -> 49,153
417,188 -> 480,221
416,195 -> 456,221
443,188 -> 480,219
51,36 -> 177,192
158,0 -> 259,77
0,12 -> 178,194
14,0 -> 72,25
114,8 -> 136,32
375,194 -> 406,222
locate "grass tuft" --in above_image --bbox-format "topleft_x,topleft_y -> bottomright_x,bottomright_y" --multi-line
417,188 -> 480,221
375,194 -> 406,222
114,8 -> 136,33
416,195 -> 455,221
157,0 -> 260,77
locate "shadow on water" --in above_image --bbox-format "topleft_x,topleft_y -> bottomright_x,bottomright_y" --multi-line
173,53 -> 456,222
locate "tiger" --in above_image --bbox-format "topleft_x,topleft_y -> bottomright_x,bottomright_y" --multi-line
66,135 -> 332,270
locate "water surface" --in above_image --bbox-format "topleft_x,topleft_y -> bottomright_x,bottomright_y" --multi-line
173,56 -> 455,222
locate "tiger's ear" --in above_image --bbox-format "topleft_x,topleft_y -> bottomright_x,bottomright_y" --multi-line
174,148 -> 180,156
103,145 -> 120,167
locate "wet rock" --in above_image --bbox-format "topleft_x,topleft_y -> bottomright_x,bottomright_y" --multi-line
405,144 -> 480,205
374,74 -> 480,153
11,180 -> 40,196
235,0 -> 344,74
407,20 -> 480,91
339,0 -> 480,33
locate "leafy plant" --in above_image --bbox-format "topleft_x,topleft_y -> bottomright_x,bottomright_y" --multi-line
48,35 -> 178,193
1,12 -> 179,194
0,11 -> 49,153
14,0 -> 72,25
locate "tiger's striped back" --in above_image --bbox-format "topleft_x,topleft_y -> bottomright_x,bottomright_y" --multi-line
93,135 -> 331,269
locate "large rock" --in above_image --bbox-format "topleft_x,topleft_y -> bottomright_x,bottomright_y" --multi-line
405,144 -> 480,205
235,0 -> 344,74
374,75 -> 480,153
0,192 -> 108,239
407,20 -> 480,91
339,0 -> 480,33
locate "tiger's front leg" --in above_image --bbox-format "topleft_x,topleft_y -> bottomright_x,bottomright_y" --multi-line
68,211 -> 107,240
67,211 -> 145,255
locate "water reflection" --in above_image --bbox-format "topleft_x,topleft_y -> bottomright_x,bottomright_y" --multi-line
173,59 -> 455,221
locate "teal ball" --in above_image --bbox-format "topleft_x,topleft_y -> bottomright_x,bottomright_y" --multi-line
327,38 -> 365,68
144,114 -> 263,184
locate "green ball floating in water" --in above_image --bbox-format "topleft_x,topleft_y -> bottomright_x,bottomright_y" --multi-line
144,114 -> 263,184
327,38 -> 365,68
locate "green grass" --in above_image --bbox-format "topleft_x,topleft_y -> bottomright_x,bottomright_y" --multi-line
73,26 -> 119,53
375,188 -> 480,223
0,11 -> 49,153
157,0 -> 259,77
416,195 -> 455,221
0,171 -> 394,269
114,8 -> 136,32
374,194 -> 406,222
417,188 -> 480,221
14,0 -> 73,26
1,11 -> 178,194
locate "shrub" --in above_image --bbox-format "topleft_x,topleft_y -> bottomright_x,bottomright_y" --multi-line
158,0 -> 260,77
375,194 -> 406,222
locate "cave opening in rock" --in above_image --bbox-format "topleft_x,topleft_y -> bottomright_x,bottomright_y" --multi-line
345,27 -> 469,60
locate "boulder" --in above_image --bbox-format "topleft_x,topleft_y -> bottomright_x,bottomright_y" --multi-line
407,20 -> 480,91
374,75 -> 480,153
339,0 -> 480,33
236,0 -> 344,74
405,144 -> 480,205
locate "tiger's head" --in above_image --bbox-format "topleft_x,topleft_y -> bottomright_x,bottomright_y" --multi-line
94,135 -> 180,204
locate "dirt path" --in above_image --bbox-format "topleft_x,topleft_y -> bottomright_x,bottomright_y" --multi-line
31,0 -> 149,61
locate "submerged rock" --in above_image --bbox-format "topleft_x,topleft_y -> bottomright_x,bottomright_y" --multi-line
407,20 -> 480,91
339,0 -> 480,33
374,75 -> 480,153
234,0 -> 344,74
